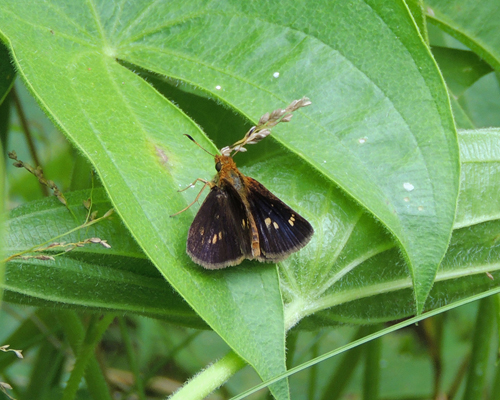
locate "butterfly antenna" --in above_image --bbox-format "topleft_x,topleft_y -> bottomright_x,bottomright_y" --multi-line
184,134 -> 216,157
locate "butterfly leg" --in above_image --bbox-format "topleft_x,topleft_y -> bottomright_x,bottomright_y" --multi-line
177,178 -> 210,193
170,179 -> 213,217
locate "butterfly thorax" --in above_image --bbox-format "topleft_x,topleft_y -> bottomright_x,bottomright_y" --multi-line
213,155 -> 245,190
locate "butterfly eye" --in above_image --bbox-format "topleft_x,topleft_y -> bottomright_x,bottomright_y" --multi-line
215,162 -> 222,172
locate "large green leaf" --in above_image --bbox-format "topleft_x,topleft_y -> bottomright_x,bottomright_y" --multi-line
3,128 -> 499,397
283,118 -> 494,331
4,189 -> 207,328
117,1 -> 459,311
0,4 -> 289,397
0,1 -> 460,396
426,0 -> 500,70
6,127 -> 497,329
292,128 -> 500,327
0,1 -> 458,311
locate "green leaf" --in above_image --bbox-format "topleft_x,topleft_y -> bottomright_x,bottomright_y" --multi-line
0,44 -> 12,300
0,1 -> 462,396
0,309 -> 59,371
426,0 -> 500,70
4,189 -> 206,327
7,128 -> 497,330
0,142 -> 4,306
449,95 -> 475,130
4,124 -> 500,397
458,73 -> 500,128
406,0 -> 429,43
0,41 -> 15,104
230,286 -> 500,400
428,4 -> 500,130
1,1 -> 458,318
455,129 -> 500,228
432,47 -> 493,97
119,1 -> 459,311
291,128 -> 500,327
1,4 -> 290,397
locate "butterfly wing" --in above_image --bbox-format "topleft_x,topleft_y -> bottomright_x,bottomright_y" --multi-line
245,177 -> 314,262
187,184 -> 253,269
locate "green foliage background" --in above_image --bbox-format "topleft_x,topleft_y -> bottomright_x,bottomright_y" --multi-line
0,0 -> 500,399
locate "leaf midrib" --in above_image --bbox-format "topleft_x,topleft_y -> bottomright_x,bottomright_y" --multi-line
286,258 -> 499,327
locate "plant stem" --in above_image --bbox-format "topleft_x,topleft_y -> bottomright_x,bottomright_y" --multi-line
61,314 -> 115,400
230,288 -> 500,400
169,351 -> 246,400
462,297 -> 495,400
3,209 -> 112,262
363,324 -> 382,400
11,86 -> 48,196
57,311 -> 113,400
119,317 -> 146,400
320,326 -> 367,400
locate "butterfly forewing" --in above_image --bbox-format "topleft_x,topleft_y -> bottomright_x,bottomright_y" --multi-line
187,184 -> 253,269
245,177 -> 314,262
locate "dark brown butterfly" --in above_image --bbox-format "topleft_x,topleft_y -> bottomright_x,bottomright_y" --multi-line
172,98 -> 314,269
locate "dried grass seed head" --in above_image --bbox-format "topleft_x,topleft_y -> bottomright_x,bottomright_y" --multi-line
220,97 -> 311,157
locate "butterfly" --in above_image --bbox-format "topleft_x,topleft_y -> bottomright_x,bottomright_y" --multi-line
172,98 -> 314,269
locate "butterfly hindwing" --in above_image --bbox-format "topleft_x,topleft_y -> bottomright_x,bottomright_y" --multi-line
245,177 -> 314,262
187,184 -> 252,269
